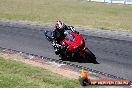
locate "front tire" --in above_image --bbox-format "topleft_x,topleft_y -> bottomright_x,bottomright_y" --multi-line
59,50 -> 68,61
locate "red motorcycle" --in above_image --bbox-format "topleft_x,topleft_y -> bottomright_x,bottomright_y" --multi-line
45,30 -> 97,63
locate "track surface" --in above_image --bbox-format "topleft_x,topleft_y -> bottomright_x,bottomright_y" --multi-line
0,25 -> 132,80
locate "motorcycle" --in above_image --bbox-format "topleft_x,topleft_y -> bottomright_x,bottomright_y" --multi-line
44,29 -> 97,63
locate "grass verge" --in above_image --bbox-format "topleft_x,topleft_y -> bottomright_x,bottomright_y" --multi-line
0,0 -> 132,31
0,56 -> 97,88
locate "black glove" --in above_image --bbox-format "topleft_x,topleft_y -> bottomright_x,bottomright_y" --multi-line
68,26 -> 74,31
68,26 -> 79,34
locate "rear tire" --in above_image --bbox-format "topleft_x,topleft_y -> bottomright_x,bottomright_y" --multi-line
84,48 -> 97,63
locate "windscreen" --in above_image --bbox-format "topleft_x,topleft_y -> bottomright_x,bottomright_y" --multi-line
65,31 -> 74,41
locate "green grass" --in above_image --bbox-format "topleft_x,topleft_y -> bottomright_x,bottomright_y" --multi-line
0,0 -> 132,31
0,57 -> 97,88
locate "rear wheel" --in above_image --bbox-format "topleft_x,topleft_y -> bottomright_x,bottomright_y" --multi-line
84,48 -> 97,63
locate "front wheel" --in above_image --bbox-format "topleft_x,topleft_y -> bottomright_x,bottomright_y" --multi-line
59,49 -> 69,61
84,48 -> 97,63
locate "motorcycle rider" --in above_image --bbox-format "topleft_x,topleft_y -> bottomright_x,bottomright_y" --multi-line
52,20 -> 78,55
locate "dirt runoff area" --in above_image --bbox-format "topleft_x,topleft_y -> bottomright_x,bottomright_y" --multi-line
0,52 -> 125,88
0,52 -> 81,79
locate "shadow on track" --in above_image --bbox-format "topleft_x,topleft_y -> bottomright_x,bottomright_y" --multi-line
59,57 -> 100,64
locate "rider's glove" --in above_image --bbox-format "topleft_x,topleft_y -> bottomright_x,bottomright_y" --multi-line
68,26 -> 79,34
68,26 -> 75,31
72,28 -> 79,34
71,28 -> 75,32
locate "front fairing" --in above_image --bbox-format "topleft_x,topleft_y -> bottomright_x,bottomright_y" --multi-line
61,31 -> 85,53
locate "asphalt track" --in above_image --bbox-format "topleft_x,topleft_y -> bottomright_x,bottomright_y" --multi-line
0,24 -> 132,80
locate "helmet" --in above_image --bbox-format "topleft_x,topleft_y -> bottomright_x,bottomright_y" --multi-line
55,20 -> 65,30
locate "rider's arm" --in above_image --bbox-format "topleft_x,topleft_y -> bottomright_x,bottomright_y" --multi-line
64,25 -> 75,31
66,25 -> 79,34
67,26 -> 74,30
